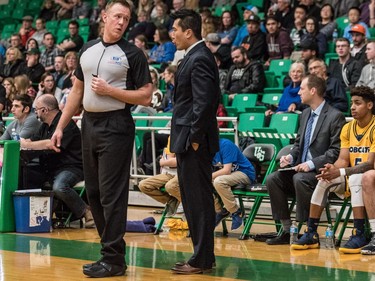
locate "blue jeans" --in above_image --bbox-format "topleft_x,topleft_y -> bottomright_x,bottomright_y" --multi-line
52,170 -> 86,218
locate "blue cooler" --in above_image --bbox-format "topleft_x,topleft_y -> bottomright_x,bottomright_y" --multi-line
13,191 -> 54,233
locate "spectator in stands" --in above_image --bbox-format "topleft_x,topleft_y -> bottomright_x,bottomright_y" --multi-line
214,138 -> 256,230
20,94 -> 94,228
25,38 -> 40,53
138,137 -> 181,216
213,52 -> 228,93
171,0 -> 185,13
157,65 -> 176,113
55,0 -> 75,20
34,72 -> 62,104
39,0 -> 56,22
57,20 -> 84,54
134,34 -> 149,59
291,86 -> 375,254
216,11 -> 238,46
265,61 -> 305,117
10,34 -> 25,54
14,74 -> 37,99
308,58 -> 348,112
58,51 -> 78,92
300,39 -> 318,71
241,14 -> 267,61
148,26 -> 176,64
132,66 -> 163,115
20,48 -> 45,90
265,15 -> 294,67
224,47 -> 265,101
205,33 -> 232,70
19,16 -> 36,48
269,0 -> 294,31
356,40 -> 375,89
265,74 -> 345,245
350,24 -> 368,68
0,94 -> 40,140
201,17 -> 217,39
90,0 -> 107,24
333,0 -> 362,19
318,3 -> 337,41
13,75 -> 36,98
52,55 -> 66,87
59,70 -> 76,110
299,0 -> 321,20
343,7 -> 370,43
300,16 -> 327,58
0,47 -> 24,82
151,2 -> 172,30
360,0 -> 375,28
71,0 -> 91,19
2,78 -> 17,116
31,18 -> 48,47
127,10 -> 156,44
40,33 -> 64,73
232,5 -> 259,48
328,38 -> 362,90
137,0 -> 153,16
290,4 -> 308,48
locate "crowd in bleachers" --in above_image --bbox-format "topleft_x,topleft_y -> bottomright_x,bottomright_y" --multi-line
2,0 -> 375,257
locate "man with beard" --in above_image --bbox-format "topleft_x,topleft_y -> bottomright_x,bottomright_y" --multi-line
224,46 -> 265,102
350,24 -> 368,68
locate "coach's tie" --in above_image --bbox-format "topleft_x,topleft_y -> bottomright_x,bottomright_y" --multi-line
301,112 -> 316,162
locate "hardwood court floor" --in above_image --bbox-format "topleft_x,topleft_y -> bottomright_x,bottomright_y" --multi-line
1,206 -> 375,281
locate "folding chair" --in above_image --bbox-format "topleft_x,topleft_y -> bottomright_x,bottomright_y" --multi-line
63,181 -> 86,228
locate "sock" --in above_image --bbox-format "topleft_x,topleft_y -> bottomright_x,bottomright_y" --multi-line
369,219 -> 375,233
353,219 -> 365,233
281,219 -> 291,233
307,218 -> 320,232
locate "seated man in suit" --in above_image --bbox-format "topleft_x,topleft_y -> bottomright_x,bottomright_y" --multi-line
0,94 -> 41,140
214,138 -> 256,230
265,74 -> 346,245
292,86 -> 375,254
20,94 -> 94,228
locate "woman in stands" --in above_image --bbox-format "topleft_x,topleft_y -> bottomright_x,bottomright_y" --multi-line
57,51 -> 77,92
0,47 -> 24,83
2,77 -> 17,116
34,72 -> 62,106
216,10 -> 238,46
265,62 -> 305,118
319,3 -> 337,41
300,16 -> 328,58
13,74 -> 37,100
148,26 -> 176,64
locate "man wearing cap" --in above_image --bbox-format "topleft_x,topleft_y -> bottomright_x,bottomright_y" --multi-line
20,48 -> 45,89
356,40 -> 375,89
232,5 -> 259,48
343,7 -> 370,43
350,24 -> 368,68
300,39 -> 318,72
19,15 -> 36,47
241,14 -> 267,61
205,33 -> 232,70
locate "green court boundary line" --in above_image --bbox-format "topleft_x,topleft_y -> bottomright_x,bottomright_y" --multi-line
0,233 -> 373,280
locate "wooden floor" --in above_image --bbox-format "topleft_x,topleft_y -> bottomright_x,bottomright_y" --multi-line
1,206 -> 375,281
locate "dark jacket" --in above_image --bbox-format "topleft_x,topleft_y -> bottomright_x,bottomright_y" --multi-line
224,60 -> 266,94
241,30 -> 267,61
325,77 -> 348,113
0,59 -> 24,79
328,57 -> 362,89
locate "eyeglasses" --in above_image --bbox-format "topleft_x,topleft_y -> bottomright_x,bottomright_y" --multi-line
34,106 -> 46,112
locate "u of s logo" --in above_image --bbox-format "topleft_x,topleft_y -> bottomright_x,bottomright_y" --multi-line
254,147 -> 265,161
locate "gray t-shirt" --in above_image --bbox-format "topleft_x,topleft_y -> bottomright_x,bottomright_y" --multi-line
0,113 -> 41,140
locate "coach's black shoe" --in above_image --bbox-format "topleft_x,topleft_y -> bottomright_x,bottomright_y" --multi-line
266,232 -> 290,245
83,261 -> 126,278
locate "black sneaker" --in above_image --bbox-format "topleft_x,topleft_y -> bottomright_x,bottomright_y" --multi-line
266,231 -> 290,245
361,234 -> 375,255
215,208 -> 230,227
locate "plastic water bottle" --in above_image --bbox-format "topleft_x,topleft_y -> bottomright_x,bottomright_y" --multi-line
332,29 -> 338,43
11,128 -> 20,141
290,221 -> 298,244
325,224 -> 334,249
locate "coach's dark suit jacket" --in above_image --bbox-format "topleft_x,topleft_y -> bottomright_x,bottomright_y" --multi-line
267,101 -> 346,222
170,41 -> 220,269
290,101 -> 346,171
170,41 -> 219,154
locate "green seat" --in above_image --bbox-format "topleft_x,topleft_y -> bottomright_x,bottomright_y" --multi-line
212,5 -> 231,17
46,20 -> 59,33
265,71 -> 279,88
11,8 -> 24,20
2,23 -> 15,33
59,19 -> 71,29
238,112 -> 265,135
327,41 -> 336,53
370,28 -> 375,38
267,59 -> 292,78
261,93 -> 282,107
225,93 -> 258,116
335,16 -> 349,37
77,18 -> 89,26
79,25 -> 90,35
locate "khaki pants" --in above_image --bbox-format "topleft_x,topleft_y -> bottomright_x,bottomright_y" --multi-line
138,173 -> 181,203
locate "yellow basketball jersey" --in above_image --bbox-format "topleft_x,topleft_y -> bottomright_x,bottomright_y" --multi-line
340,116 -> 375,167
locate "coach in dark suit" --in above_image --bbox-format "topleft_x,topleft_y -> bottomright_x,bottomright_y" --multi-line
265,74 -> 346,245
169,9 -> 220,274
